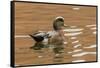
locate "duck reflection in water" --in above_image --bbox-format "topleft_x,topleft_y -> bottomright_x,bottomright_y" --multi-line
29,16 -> 68,55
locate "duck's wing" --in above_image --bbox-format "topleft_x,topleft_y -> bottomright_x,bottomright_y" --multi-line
29,31 -> 48,42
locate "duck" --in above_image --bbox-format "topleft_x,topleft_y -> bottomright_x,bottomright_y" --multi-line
29,16 -> 68,50
29,16 -> 67,42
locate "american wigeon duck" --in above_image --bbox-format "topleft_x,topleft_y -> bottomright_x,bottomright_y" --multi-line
29,16 -> 68,50
30,16 -> 67,42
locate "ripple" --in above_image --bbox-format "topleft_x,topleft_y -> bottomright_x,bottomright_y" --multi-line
86,24 -> 96,27
72,60 -> 86,62
72,52 -> 96,57
15,35 -> 30,38
70,37 -> 77,40
93,31 -> 96,34
74,44 -> 82,48
84,44 -> 96,48
63,28 -> 83,32
64,32 -> 82,36
67,49 -> 83,54
90,27 -> 96,30
72,40 -> 79,44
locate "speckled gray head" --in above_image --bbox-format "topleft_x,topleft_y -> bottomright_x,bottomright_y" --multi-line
53,16 -> 67,31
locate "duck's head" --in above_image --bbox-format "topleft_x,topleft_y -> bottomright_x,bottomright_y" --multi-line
53,16 -> 68,31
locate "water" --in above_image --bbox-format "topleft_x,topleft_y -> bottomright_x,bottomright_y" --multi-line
15,24 -> 97,65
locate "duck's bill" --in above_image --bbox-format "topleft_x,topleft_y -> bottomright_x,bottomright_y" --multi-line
64,24 -> 70,27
